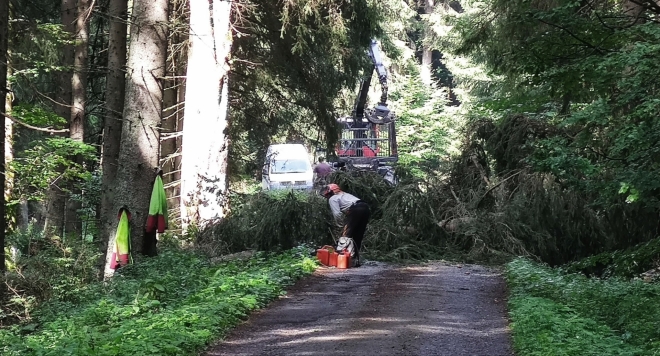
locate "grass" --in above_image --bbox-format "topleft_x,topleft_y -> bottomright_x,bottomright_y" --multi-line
506,258 -> 660,356
0,247 -> 317,356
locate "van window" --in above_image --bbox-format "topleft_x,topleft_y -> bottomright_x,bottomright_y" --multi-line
271,159 -> 310,174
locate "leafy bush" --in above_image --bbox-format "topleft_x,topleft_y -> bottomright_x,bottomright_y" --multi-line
0,247 -> 317,356
507,258 -> 660,354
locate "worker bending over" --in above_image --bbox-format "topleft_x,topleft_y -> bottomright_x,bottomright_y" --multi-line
320,184 -> 371,266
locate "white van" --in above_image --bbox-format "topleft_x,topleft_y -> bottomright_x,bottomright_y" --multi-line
262,144 -> 314,191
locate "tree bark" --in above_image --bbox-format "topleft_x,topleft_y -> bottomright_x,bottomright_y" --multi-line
5,60 -> 18,264
62,0 -> 92,236
0,0 -> 8,274
179,0 -> 232,230
100,0 -> 127,262
160,0 -> 189,233
104,0 -> 168,277
420,0 -> 435,86
45,0 -> 77,236
4,60 -> 14,231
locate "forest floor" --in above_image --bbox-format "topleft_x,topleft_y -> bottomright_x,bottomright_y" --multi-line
204,261 -> 514,356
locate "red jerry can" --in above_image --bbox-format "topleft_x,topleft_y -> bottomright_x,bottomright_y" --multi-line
337,253 -> 351,269
329,252 -> 338,267
316,245 -> 335,266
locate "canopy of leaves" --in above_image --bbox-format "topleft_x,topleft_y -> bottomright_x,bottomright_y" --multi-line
449,0 -> 660,209
228,0 -> 384,176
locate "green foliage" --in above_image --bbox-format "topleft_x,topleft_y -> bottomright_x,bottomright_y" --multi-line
10,105 -> 66,128
10,136 -> 97,203
451,0 -> 660,208
507,258 -> 660,354
509,296 -> 641,356
199,190 -> 333,254
2,232 -> 102,324
228,0 -> 384,177
9,22 -> 72,82
564,238 -> 660,279
389,60 -> 457,176
0,248 -> 316,355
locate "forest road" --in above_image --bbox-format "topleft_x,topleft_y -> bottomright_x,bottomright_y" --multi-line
205,261 -> 514,356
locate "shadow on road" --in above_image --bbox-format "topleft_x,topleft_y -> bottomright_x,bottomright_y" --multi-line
206,262 -> 513,356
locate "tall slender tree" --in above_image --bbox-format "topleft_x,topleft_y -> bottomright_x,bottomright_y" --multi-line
100,0 -> 128,256
160,0 -> 189,232
45,0 -> 77,235
179,0 -> 232,229
63,0 -> 92,235
421,0 -> 435,85
0,0 -> 8,273
104,0 -> 168,276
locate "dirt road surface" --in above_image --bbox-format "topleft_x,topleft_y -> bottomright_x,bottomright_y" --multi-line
205,261 -> 514,356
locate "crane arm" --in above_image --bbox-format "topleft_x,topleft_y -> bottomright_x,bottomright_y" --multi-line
368,39 -> 389,106
350,39 -> 395,125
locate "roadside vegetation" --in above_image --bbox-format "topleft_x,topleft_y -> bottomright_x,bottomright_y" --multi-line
507,257 -> 660,356
0,247 -> 316,355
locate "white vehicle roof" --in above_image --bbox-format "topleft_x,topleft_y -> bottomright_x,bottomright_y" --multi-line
267,144 -> 309,159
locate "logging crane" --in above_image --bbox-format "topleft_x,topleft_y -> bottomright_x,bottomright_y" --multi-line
331,39 -> 398,183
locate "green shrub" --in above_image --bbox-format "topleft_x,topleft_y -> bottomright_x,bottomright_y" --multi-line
507,258 -> 660,354
0,247 -> 317,356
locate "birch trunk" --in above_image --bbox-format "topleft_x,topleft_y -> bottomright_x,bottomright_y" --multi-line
104,0 -> 168,277
100,0 -> 128,259
179,0 -> 232,230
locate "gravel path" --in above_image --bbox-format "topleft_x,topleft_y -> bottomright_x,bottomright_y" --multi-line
205,261 -> 514,356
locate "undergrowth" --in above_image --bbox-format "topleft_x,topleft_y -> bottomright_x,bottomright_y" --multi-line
0,247 -> 317,355
564,237 -> 660,278
2,233 -> 102,325
507,258 -> 660,355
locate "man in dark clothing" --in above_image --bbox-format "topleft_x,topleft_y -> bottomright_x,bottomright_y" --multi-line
313,156 -> 333,186
320,183 -> 371,266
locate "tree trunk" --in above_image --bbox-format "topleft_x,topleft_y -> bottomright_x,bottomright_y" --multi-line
104,0 -> 168,277
420,0 -> 435,86
0,0 -> 8,274
160,0 -> 189,233
5,60 -> 14,230
100,0 -> 128,262
45,0 -> 77,236
179,0 -> 232,230
63,0 -> 92,236
5,59 -> 19,265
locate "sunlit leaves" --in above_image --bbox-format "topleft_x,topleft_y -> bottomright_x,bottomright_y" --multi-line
11,137 -> 97,203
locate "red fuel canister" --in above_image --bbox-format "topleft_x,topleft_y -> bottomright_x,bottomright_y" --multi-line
337,253 -> 351,269
329,252 -> 338,267
317,246 -> 337,266
316,248 -> 329,266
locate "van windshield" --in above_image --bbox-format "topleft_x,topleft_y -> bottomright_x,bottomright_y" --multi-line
271,159 -> 310,174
